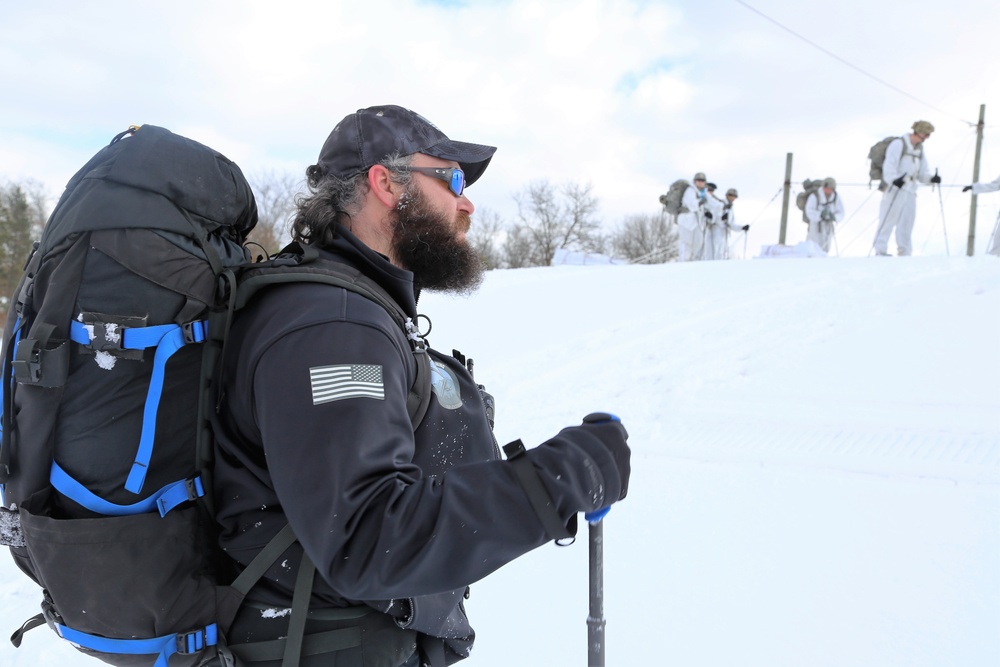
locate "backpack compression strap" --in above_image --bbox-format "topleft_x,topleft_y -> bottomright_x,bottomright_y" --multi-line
58,319 -> 209,513
51,621 -> 217,667
49,461 -> 204,517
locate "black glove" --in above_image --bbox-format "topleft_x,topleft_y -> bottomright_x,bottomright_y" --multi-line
892,177 -> 906,188
721,212 -> 729,221
742,224 -> 750,231
963,185 -> 973,192
580,413 -> 630,501
703,210 -> 713,221
930,174 -> 942,184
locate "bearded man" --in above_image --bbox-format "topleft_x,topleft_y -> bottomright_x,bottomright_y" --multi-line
210,105 -> 632,667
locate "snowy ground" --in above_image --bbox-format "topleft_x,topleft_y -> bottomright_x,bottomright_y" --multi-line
1,253 -> 998,666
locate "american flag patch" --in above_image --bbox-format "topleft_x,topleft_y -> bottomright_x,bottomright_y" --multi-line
309,364 -> 384,405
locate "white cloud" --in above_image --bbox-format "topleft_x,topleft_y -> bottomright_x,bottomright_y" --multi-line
1,0 -> 998,255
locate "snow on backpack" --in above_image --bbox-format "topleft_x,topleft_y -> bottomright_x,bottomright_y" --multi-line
0,125 -> 432,667
658,179 -> 691,215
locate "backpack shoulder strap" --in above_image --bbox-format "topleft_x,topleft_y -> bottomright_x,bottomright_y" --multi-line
232,244 -> 432,430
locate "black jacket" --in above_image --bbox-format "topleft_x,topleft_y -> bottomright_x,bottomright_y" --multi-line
212,227 -> 622,660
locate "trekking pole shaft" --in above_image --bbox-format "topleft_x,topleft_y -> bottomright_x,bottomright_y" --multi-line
936,174 -> 950,256
587,518 -> 605,667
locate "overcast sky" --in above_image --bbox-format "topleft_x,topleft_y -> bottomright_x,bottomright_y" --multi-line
2,0 -> 998,256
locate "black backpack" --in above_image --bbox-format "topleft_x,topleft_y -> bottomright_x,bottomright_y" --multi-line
0,125 -> 431,666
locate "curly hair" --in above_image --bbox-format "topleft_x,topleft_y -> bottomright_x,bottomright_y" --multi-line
292,153 -> 413,247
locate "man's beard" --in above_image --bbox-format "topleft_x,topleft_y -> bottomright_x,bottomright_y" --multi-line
391,187 -> 484,294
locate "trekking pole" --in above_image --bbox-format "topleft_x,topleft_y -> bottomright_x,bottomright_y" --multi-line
743,230 -> 749,259
831,222 -> 840,257
585,506 -> 610,667
934,169 -> 950,256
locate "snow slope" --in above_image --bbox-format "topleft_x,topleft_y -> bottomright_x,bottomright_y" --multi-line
1,254 -> 998,666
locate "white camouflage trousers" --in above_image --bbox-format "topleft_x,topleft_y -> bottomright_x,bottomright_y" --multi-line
702,223 -> 729,260
874,188 -> 917,256
677,213 -> 704,261
807,220 -> 835,253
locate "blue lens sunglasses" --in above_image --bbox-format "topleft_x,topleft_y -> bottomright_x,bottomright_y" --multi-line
398,166 -> 465,196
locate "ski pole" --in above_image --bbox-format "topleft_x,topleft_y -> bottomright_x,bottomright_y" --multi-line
585,506 -> 610,667
743,230 -> 748,259
934,169 -> 950,256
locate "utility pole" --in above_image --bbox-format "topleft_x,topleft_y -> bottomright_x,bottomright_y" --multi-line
968,104 -> 986,257
779,153 -> 793,245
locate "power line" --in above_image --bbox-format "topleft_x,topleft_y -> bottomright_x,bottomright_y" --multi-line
733,0 -> 974,127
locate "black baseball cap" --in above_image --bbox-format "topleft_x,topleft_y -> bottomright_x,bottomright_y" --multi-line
315,105 -> 497,187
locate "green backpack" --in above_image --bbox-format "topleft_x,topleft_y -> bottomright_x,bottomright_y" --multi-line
868,136 -> 920,191
659,179 -> 691,215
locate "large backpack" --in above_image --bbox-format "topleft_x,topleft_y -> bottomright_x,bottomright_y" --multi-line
658,179 -> 691,215
868,136 -> 922,191
0,125 -> 431,666
795,179 -> 824,223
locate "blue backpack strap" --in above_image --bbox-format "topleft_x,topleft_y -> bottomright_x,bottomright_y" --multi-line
69,319 -> 208,494
0,316 -> 23,493
54,621 -> 217,667
50,462 -> 204,517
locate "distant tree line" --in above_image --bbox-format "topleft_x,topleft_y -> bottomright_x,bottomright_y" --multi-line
242,174 -> 681,268
0,173 -> 679,315
474,180 -> 678,268
0,181 -> 48,322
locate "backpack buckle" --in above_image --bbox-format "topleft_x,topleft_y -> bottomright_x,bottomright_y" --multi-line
12,336 -> 71,388
176,625 -> 216,654
12,339 -> 42,383
181,321 -> 207,345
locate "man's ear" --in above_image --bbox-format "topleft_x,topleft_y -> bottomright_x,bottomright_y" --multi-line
368,164 -> 402,209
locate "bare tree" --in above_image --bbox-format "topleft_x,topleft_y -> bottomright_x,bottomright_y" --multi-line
562,181 -> 604,253
507,180 -> 603,267
247,170 -> 303,259
609,212 -> 679,264
502,224 -> 536,269
0,180 -> 48,321
467,207 -> 505,270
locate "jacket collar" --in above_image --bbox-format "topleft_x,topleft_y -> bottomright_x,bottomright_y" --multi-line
314,226 -> 419,317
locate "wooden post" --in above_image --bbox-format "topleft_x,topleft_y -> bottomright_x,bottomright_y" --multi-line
968,104 -> 986,256
779,153 -> 793,245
